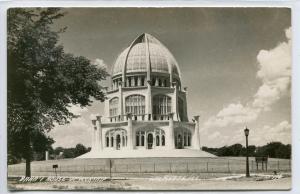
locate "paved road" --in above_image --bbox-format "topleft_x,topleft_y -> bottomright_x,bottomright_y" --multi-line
8,177 -> 291,190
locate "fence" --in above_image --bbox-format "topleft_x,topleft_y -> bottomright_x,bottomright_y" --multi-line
8,158 -> 291,177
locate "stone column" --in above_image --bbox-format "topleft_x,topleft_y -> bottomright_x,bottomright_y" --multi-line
145,133 -> 148,148
138,76 -> 141,86
127,113 -> 134,149
168,113 -> 175,149
155,77 -> 159,86
108,132 -> 112,147
193,115 -> 201,150
91,119 -> 97,151
126,77 -> 129,87
130,77 -> 133,87
132,76 -> 136,87
172,82 -> 179,121
96,115 -> 103,151
119,81 -> 123,119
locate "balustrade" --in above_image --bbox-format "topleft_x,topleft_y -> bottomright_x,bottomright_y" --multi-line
104,113 -> 171,123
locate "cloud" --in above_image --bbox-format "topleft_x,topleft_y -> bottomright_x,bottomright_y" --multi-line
203,27 -> 291,130
253,27 -> 291,110
204,103 -> 260,128
93,58 -> 108,70
250,120 -> 291,146
49,117 -> 92,148
202,120 -> 291,147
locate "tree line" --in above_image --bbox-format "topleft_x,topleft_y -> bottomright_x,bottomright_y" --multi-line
202,142 -> 291,159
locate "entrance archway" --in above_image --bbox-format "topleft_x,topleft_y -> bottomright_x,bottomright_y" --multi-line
177,134 -> 183,149
116,134 -> 121,150
147,133 -> 153,149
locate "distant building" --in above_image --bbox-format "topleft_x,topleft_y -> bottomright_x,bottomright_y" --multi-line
80,33 -> 215,158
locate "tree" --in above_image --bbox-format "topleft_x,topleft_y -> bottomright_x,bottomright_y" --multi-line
255,142 -> 291,159
53,147 -> 64,156
202,142 -> 289,159
7,8 -> 108,176
63,148 -> 76,159
74,143 -> 88,157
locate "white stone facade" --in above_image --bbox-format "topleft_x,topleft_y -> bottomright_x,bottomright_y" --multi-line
79,33 -> 214,158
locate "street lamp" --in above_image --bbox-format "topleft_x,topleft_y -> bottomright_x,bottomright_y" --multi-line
244,127 -> 250,177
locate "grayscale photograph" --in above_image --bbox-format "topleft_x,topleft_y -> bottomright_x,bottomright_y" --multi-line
7,7 -> 292,190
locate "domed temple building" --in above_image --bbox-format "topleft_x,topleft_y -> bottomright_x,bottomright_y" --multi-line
80,33 -> 215,158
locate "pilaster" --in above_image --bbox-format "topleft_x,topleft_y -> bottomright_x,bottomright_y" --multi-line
147,80 -> 152,120
127,113 -> 134,149
193,115 -> 201,150
168,113 -> 175,149
91,119 -> 97,151
172,82 -> 179,121
118,81 -> 123,118
96,115 -> 103,151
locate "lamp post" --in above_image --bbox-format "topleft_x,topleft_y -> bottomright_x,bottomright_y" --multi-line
244,127 -> 250,177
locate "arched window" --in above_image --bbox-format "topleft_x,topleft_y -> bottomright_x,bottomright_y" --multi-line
175,128 -> 191,148
141,77 -> 145,86
105,128 -> 127,149
136,133 -> 140,146
106,137 -> 109,147
109,97 -> 119,117
141,135 -> 145,146
156,135 -> 160,146
162,135 -> 165,146
184,132 -> 188,146
152,77 -> 155,86
134,77 -> 138,87
136,128 -> 165,148
125,95 -> 145,115
178,98 -> 185,121
153,95 -> 172,117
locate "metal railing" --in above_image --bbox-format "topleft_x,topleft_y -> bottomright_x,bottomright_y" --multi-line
8,159 -> 291,177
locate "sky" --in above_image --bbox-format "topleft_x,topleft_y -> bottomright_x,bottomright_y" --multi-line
48,8 -> 291,148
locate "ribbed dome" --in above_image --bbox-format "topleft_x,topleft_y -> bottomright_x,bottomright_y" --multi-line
112,33 -> 181,79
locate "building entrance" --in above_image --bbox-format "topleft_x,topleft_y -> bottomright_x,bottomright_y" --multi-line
147,133 -> 153,149
177,134 -> 183,149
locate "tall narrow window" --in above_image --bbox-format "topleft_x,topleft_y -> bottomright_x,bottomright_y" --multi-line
136,133 -> 140,146
153,95 -> 171,116
141,135 -> 145,146
111,137 -> 114,147
178,98 -> 185,121
109,97 -> 119,117
141,77 -> 145,86
162,135 -> 165,146
156,135 -> 160,146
